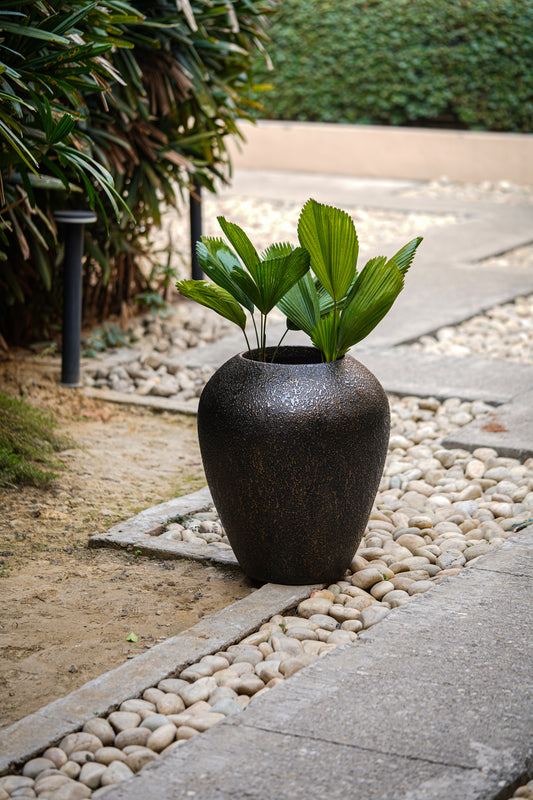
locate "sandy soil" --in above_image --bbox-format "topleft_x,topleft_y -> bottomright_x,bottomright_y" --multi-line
0,353 -> 253,729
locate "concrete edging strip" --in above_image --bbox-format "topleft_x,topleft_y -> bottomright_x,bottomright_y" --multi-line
0,582 -> 320,775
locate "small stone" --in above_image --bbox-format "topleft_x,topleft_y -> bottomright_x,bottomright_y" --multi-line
22,758 -> 55,779
156,693 -> 185,715
100,761 -> 134,786
436,551 -> 466,570
226,644 -> 264,665
94,748 -> 128,766
125,749 -> 158,773
143,687 -> 166,705
235,675 -> 266,696
328,603 -> 361,622
270,634 -> 302,656
179,676 -> 217,706
255,662 -> 283,682
108,711 -> 141,732
351,567 -> 389,589
82,718 -> 115,746
69,750 -> 96,765
42,748 -> 68,769
176,726 -> 199,740
79,762 -> 106,789
384,589 -> 411,607
341,619 -> 363,633
465,459 -> 485,479
464,541 -> 492,561
59,732 -> 103,756
370,580 -> 395,600
359,605 -> 391,628
119,699 -> 156,719
297,597 -> 333,617
0,778 -> 34,794
278,654 -> 319,677
395,533 -> 428,552
210,699 -> 242,716
140,713 -> 171,731
61,762 -> 81,780
326,630 -> 356,645
154,679 -> 187,696
34,774 -> 70,794
147,723 -> 177,752
43,781 -> 91,800
408,580 -> 434,595
308,613 -> 338,631
114,727 -> 151,749
186,712 -> 226,732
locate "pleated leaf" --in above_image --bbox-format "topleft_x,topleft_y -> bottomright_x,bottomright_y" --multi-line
217,216 -> 260,279
231,246 -> 310,314
297,198 -> 358,302
277,272 -> 320,335
175,280 -> 247,330
388,237 -> 423,275
196,238 -> 254,312
336,256 -> 404,354
261,241 -> 295,261
309,312 -> 339,363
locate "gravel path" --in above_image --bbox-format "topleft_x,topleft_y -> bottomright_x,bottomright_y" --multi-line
2,180 -> 532,798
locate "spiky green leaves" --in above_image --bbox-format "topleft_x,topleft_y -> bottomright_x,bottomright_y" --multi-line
297,198 -> 358,303
176,218 -> 310,360
280,199 -> 423,361
175,279 -> 247,330
177,201 -> 423,363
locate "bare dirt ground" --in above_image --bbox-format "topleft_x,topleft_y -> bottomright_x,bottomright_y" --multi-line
0,353 -> 253,729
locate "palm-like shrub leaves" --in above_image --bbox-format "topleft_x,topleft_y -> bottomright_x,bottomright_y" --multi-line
175,280 -> 247,331
297,199 -> 359,303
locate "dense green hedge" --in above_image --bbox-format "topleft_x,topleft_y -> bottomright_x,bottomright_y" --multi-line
257,0 -> 533,132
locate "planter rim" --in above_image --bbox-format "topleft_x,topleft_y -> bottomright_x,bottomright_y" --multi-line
240,344 -> 345,367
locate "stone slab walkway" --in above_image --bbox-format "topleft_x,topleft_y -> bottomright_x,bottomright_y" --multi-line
100,525 -> 533,800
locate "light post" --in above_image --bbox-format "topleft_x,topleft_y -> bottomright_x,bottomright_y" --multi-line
53,210 -> 97,386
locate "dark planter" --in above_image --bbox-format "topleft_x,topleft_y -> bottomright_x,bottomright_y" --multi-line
198,346 -> 390,585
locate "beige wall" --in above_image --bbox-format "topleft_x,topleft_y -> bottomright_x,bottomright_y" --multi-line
228,121 -> 533,185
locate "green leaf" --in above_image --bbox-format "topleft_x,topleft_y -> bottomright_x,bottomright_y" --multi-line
175,280 -> 247,330
126,632 -> 138,642
309,311 -> 338,362
196,238 -> 254,312
387,237 -> 423,275
231,246 -> 310,314
277,271 -> 320,335
336,256 -> 404,354
217,216 -> 260,278
297,198 -> 358,303
260,241 -> 295,260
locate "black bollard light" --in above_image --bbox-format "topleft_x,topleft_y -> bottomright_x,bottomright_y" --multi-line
54,210 -> 97,387
189,181 -> 203,280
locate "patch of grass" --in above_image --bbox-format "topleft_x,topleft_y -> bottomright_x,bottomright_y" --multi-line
0,392 -> 72,488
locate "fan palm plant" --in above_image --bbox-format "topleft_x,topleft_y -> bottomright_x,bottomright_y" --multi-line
177,199 -> 423,362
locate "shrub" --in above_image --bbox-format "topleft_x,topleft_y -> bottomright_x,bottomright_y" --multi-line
0,392 -> 71,487
256,0 -> 533,132
0,0 -> 277,346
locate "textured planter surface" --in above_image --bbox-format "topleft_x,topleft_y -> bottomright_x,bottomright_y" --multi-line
198,347 -> 390,585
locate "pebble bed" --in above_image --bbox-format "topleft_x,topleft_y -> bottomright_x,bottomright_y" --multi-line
3,181 -> 531,797
410,288 -> 533,365
2,392 -> 532,798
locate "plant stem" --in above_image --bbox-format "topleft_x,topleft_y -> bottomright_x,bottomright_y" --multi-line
270,327 -> 289,363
